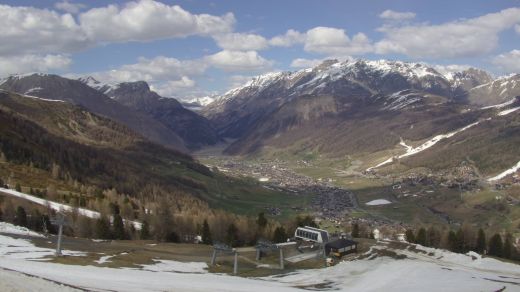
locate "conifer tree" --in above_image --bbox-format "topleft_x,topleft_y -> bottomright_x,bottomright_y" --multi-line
226,223 -> 239,247
352,223 -> 360,238
257,212 -> 268,230
273,226 -> 287,243
15,206 -> 27,227
503,234 -> 513,259
202,219 -> 212,245
296,215 -> 317,228
456,228 -> 465,253
447,230 -> 458,252
476,228 -> 486,254
140,220 -> 150,240
405,229 -> 416,243
15,183 -> 21,192
416,228 -> 427,246
427,226 -> 441,247
112,213 -> 126,240
95,216 -> 112,239
488,233 -> 503,257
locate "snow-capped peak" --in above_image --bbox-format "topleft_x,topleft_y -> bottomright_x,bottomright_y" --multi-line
78,76 -> 119,96
186,96 -> 216,107
218,71 -> 286,102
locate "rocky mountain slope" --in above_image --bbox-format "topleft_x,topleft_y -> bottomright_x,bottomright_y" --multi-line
202,59 -> 520,177
81,79 -> 220,150
0,74 -> 187,152
0,90 -> 292,213
467,74 -> 520,106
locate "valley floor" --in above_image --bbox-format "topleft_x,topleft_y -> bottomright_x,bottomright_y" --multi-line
1,223 -> 519,292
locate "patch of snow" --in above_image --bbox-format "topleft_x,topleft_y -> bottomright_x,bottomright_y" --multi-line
0,222 -> 45,238
399,138 -> 413,152
91,239 -> 108,243
1,232 -> 520,292
185,96 -> 216,107
0,187 -> 142,230
24,87 -> 43,95
219,71 -> 285,101
481,98 -> 515,109
0,234 -> 85,260
488,160 -> 520,181
365,199 -> 392,206
22,94 -> 66,103
78,76 -> 119,96
368,120 -> 486,171
383,91 -> 422,110
95,255 -> 115,264
0,269 -> 80,292
498,106 -> 520,116
134,259 -> 208,274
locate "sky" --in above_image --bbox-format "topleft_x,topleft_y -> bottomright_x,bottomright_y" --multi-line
0,0 -> 519,100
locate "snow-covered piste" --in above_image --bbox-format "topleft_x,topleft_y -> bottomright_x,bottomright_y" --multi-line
488,160 -> 520,181
0,187 -> 142,229
1,223 -> 519,292
366,120 -> 484,171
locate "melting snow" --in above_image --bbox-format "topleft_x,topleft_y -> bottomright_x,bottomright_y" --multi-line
481,98 -> 516,109
0,234 -> 85,260
365,199 -> 392,206
498,106 -> 520,116
0,187 -> 142,230
488,161 -> 520,181
95,255 -> 115,264
367,120 -> 485,171
22,94 -> 66,103
1,232 -> 519,292
134,259 -> 208,274
0,222 -> 45,238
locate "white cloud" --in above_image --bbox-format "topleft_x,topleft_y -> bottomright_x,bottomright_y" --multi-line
54,0 -> 86,14
290,58 -> 324,68
375,7 -> 520,59
79,0 -> 235,43
492,50 -> 520,73
269,29 -> 305,47
168,76 -> 196,88
86,56 -> 207,84
206,50 -> 273,72
516,24 -> 520,34
0,54 -> 71,77
80,50 -> 274,98
432,64 -> 472,76
151,76 -> 197,97
304,27 -> 373,56
213,33 -> 268,51
379,10 -> 416,21
0,4 -> 88,56
227,75 -> 255,89
0,1 -> 235,56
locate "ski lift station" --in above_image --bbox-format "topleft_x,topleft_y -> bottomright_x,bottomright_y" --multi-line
294,226 -> 329,243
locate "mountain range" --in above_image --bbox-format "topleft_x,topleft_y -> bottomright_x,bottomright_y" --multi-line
202,59 -> 520,178
1,58 -> 519,182
0,74 -> 220,152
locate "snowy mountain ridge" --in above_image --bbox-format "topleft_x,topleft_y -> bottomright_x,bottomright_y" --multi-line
209,58 -> 493,113
77,76 -> 119,96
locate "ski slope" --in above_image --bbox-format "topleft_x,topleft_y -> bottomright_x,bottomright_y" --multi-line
0,187 -> 142,230
367,120 -> 484,171
1,228 -> 519,292
488,160 -> 520,181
